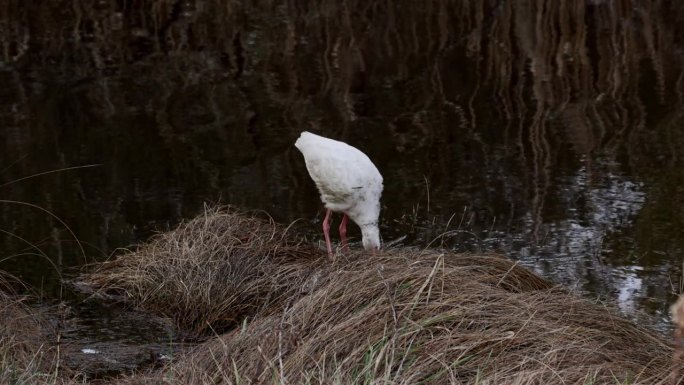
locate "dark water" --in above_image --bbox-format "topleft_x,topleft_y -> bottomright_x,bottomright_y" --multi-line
1,0 -> 683,373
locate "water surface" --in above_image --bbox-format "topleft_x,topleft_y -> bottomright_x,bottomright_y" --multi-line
1,2 -> 683,371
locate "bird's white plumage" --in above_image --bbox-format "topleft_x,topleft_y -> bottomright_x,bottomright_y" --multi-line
295,131 -> 383,250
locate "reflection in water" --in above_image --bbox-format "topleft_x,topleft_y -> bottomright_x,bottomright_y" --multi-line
617,265 -> 644,315
514,160 -> 654,322
0,0 -> 683,342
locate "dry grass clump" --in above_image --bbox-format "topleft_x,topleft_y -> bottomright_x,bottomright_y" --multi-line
110,249 -> 678,385
83,206 -> 326,337
0,274 -> 79,384
82,207 -> 680,384
671,295 -> 684,384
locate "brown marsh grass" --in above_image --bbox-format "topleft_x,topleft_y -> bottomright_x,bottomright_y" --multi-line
671,295 -> 684,384
0,274 -> 81,385
84,206 -> 326,337
82,207 -> 682,384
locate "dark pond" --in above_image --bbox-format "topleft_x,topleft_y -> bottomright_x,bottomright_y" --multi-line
1,0 -> 683,374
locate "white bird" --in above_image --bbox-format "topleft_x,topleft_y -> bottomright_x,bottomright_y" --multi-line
294,131 -> 383,257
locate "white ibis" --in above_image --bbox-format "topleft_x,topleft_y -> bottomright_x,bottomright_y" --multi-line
294,131 -> 383,257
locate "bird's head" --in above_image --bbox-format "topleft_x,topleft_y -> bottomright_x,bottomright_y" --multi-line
361,224 -> 381,252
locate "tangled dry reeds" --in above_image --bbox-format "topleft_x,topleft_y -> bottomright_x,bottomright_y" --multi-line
0,274 -> 78,384
81,206 -> 681,384
84,206 -> 326,337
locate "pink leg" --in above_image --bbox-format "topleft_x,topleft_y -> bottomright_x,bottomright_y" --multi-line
322,209 -> 333,258
339,214 -> 349,252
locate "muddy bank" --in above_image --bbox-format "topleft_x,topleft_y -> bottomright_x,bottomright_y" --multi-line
0,272 -> 180,381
